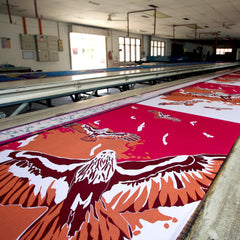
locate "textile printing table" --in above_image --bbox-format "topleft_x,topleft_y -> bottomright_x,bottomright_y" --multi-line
0,66 -> 240,240
0,62 -> 238,116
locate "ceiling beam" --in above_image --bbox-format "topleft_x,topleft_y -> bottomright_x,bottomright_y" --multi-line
173,24 -> 198,40
127,8 -> 156,37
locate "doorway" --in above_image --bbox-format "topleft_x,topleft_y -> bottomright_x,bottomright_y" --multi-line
70,32 -> 107,70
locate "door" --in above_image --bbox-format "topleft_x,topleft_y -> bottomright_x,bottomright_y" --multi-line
70,32 -> 107,70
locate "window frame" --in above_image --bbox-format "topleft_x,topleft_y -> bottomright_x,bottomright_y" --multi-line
119,37 -> 141,63
151,40 -> 165,56
216,48 -> 232,55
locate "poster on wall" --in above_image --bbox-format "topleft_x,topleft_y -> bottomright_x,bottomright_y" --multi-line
1,37 -> 11,48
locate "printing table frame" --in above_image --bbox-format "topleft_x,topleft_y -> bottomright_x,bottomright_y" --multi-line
0,62 -> 238,116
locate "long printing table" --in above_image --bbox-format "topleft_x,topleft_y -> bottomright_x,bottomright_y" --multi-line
0,62 -> 239,116
0,68 -> 240,240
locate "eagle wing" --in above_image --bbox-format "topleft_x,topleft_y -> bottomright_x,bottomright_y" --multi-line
66,123 -> 140,142
0,149 -> 132,240
0,149 -> 225,240
0,150 -> 87,208
103,154 -> 225,213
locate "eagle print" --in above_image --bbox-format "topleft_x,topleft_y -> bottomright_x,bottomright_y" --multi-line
66,123 -> 141,142
149,110 -> 181,122
0,149 -> 225,239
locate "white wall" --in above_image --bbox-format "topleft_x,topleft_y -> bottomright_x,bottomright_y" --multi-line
107,29 -> 127,67
0,14 -> 71,72
0,13 -> 173,72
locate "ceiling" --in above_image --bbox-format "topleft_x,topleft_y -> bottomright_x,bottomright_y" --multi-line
1,0 -> 240,40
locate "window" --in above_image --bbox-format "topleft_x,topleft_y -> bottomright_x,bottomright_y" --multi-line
216,48 -> 232,55
151,40 -> 165,56
119,37 -> 141,62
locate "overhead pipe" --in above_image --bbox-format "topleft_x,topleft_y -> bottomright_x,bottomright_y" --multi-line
34,0 -> 39,18
173,24 -> 198,41
38,18 -> 43,35
127,8 -> 156,37
220,37 -> 232,41
198,32 -> 219,47
22,16 -> 27,34
215,32 -> 219,47
57,21 -> 60,39
217,36 -> 232,47
34,0 -> 43,35
173,25 -> 175,41
6,0 -> 12,24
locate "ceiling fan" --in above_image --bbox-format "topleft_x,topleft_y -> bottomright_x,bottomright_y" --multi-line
222,22 -> 235,29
